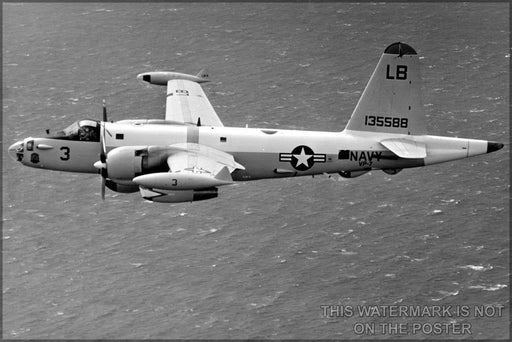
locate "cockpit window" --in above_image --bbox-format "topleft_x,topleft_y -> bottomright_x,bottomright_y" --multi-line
52,120 -> 100,142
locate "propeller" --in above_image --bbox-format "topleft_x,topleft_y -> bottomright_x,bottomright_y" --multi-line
102,98 -> 107,122
94,99 -> 108,200
100,99 -> 107,163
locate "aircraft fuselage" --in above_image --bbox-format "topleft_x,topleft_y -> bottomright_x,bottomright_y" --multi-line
12,120 -> 492,183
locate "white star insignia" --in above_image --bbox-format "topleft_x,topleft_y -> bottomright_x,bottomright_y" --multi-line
293,147 -> 312,167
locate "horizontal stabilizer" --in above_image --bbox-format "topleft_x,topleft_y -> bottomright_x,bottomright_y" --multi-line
380,138 -> 426,159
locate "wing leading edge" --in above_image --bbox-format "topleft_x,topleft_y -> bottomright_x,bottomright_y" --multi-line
165,79 -> 224,127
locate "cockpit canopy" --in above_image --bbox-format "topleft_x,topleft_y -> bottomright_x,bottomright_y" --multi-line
52,119 -> 100,142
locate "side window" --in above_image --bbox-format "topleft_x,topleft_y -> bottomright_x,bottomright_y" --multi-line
26,140 -> 34,151
78,126 -> 100,142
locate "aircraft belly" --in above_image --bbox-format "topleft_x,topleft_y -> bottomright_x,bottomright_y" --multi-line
230,150 -> 424,181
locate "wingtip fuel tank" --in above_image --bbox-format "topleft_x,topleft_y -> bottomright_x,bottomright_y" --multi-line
136,69 -> 210,85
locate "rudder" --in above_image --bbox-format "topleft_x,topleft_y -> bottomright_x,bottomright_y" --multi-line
344,42 -> 427,135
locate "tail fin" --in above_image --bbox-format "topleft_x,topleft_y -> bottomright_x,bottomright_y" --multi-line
196,69 -> 210,82
344,42 -> 427,135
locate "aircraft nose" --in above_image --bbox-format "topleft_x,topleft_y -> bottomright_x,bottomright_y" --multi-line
8,140 -> 24,162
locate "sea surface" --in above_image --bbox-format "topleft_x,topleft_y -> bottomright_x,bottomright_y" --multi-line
2,3 -> 509,339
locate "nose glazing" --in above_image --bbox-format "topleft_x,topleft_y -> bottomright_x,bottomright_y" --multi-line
8,140 -> 24,162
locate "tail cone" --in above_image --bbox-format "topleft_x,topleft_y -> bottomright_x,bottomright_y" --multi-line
487,142 -> 504,153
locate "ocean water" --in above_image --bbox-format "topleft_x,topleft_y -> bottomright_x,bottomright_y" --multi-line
2,2 -> 509,339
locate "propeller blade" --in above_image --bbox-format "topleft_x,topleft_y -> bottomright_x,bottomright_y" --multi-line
99,99 -> 108,163
101,100 -> 107,153
102,99 -> 107,122
101,177 -> 106,200
99,99 -> 108,200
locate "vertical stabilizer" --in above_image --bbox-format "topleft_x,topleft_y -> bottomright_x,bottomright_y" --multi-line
344,42 -> 427,135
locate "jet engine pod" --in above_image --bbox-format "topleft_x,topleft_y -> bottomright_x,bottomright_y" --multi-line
133,171 -> 232,190
139,187 -> 218,203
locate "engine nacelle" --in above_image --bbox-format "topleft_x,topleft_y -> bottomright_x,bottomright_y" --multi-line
105,179 -> 139,193
338,170 -> 370,178
139,187 -> 218,203
106,146 -> 170,182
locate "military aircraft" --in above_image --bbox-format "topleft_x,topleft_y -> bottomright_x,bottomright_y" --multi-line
8,42 -> 504,203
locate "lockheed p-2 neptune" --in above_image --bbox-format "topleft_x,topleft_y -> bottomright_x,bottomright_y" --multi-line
9,43 -> 504,203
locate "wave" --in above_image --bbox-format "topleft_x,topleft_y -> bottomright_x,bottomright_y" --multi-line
468,284 -> 507,291
457,264 -> 493,271
432,289 -> 460,302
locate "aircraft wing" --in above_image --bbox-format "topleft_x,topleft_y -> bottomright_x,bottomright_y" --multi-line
133,143 -> 244,194
165,79 -> 224,127
166,143 -> 244,175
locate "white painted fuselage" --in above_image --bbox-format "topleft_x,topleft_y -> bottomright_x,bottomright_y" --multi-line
105,122 -> 490,180
13,120 -> 489,183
